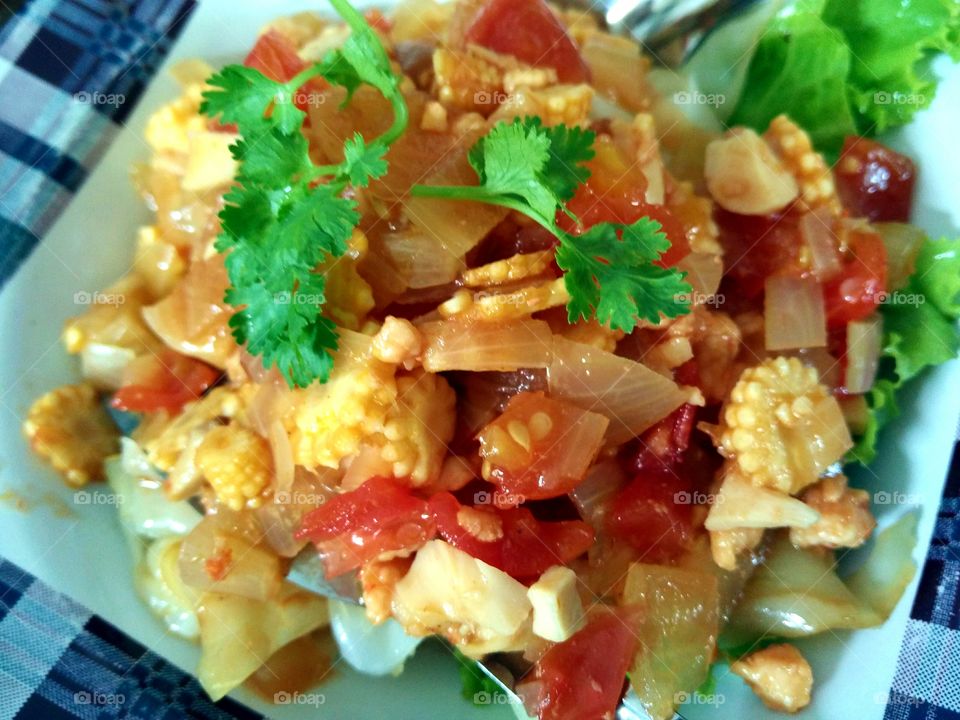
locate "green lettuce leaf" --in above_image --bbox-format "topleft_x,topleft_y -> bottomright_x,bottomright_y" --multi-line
847,237 -> 960,465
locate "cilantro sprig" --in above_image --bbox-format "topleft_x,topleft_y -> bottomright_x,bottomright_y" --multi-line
412,117 -> 691,331
202,0 -> 690,388
200,0 -> 407,388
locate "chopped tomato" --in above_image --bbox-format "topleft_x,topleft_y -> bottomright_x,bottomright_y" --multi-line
606,468 -> 694,564
461,0 -> 590,84
243,31 -> 326,113
628,404 -> 697,474
558,140 -> 690,267
244,30 -> 306,82
835,137 -> 916,223
112,351 -> 220,414
715,208 -> 805,302
296,477 -> 435,578
517,608 -> 640,720
429,492 -> 594,579
478,392 -> 609,501
364,9 -> 392,32
823,227 -> 887,329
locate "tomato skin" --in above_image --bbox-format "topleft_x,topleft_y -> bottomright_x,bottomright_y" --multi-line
558,141 -> 690,267
297,477 -> 435,578
429,492 -> 594,579
112,352 -> 220,414
716,208 -> 805,302
462,0 -> 589,83
243,31 -> 327,113
244,30 -> 306,82
836,137 -> 916,223
606,469 -> 694,564
823,228 -> 888,329
517,607 -> 640,720
628,404 -> 697,474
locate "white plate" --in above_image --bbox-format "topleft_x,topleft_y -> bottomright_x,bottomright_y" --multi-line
0,3 -> 957,719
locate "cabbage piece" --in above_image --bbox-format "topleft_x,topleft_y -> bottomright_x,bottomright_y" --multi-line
135,537 -> 200,640
197,582 -> 329,701
329,599 -> 423,676
107,438 -> 200,540
727,533 -> 882,639
623,563 -> 720,720
847,512 -> 918,618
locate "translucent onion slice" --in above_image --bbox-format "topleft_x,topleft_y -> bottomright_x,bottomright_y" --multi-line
877,222 -> 926,290
569,459 -> 625,526
800,209 -> 842,281
383,228 -> 464,289
844,314 -> 883,394
421,319 -> 553,372
764,275 -> 827,351
675,251 -> 723,300
548,337 -> 700,444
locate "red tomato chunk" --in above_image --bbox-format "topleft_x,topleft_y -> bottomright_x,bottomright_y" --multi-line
836,136 -> 916,223
429,492 -> 594,579
517,608 -> 640,720
297,477 -> 435,578
478,392 -> 609,501
112,351 -> 220,414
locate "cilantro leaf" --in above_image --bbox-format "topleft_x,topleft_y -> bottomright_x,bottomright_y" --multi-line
557,218 -> 692,331
451,648 -> 506,705
200,0 -> 411,387
414,117 -> 688,330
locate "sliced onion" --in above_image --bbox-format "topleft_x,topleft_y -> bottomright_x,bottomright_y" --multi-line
877,222 -> 926,290
548,337 -> 699,444
844,314 -> 883,394
455,369 -> 548,433
81,342 -> 136,390
382,228 -> 464,289
675,252 -> 723,301
800,209 -> 842,281
764,274 -> 827,351
569,459 -> 625,526
178,510 -> 283,600
838,394 -> 870,436
255,467 -> 337,558
420,319 -> 553,372
793,346 -> 841,388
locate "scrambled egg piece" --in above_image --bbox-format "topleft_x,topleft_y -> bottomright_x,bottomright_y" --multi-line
196,424 -> 273,511
709,527 -> 764,572
765,115 -> 841,215
789,474 -> 876,549
433,46 -> 510,114
286,354 -> 398,470
371,316 -> 422,367
23,383 -> 119,487
144,82 -> 207,157
731,643 -> 813,713
717,357 -> 852,495
375,370 -> 456,485
491,84 -> 594,127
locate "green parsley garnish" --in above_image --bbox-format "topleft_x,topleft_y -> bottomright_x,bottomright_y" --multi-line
412,116 -> 691,332
201,0 -> 690,388
199,0 -> 407,388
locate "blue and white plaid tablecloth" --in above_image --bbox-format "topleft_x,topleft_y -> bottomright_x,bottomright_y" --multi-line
0,1 -> 958,719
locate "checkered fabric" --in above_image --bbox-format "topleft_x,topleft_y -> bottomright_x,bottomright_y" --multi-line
884,445 -> 960,720
0,0 -> 195,286
0,559 -> 263,720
